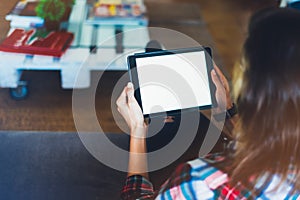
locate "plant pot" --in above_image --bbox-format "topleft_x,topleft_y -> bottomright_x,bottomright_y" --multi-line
44,20 -> 61,31
44,7 -> 72,31
62,7 -> 72,21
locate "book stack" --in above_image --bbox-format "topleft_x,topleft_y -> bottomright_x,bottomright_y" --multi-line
6,0 -> 44,29
91,0 -> 146,18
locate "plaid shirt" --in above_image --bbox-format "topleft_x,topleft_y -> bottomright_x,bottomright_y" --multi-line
121,156 -> 300,200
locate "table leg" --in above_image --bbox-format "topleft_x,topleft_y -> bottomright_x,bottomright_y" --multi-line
115,25 -> 124,54
90,24 -> 99,54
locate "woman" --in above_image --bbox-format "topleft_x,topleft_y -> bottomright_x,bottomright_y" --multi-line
117,8 -> 300,199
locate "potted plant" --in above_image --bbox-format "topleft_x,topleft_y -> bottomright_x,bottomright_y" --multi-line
35,0 -> 76,30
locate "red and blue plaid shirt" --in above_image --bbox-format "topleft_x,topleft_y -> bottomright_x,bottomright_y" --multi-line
121,155 -> 300,200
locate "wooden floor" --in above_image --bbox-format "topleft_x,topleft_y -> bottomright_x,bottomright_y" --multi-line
0,0 -> 276,132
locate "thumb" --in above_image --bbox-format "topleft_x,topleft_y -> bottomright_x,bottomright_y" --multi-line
126,82 -> 135,101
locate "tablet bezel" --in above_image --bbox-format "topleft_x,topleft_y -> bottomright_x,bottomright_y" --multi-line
127,46 -> 217,118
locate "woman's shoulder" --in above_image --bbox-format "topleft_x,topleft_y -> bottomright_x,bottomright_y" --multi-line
158,155 -> 300,199
186,155 -> 300,200
188,153 -> 227,167
187,154 -> 230,190
162,153 -> 228,186
156,154 -> 229,199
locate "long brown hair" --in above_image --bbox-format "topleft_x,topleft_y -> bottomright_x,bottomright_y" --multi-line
230,8 -> 300,194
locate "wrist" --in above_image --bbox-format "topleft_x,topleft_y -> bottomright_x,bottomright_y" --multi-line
214,103 -> 238,121
130,125 -> 148,138
226,99 -> 234,110
226,103 -> 238,119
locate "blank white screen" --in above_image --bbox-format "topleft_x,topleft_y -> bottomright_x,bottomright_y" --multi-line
135,51 -> 212,115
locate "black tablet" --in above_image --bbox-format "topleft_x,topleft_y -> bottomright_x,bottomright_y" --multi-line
127,46 -> 217,118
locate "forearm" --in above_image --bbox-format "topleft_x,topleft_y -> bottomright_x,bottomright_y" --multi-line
127,127 -> 149,179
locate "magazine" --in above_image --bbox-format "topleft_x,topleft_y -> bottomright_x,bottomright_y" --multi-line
91,0 -> 145,18
6,0 -> 44,27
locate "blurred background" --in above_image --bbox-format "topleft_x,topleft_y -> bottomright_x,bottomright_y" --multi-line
0,0 -> 276,132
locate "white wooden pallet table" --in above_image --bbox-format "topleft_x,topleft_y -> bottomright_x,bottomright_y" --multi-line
0,0 -> 150,99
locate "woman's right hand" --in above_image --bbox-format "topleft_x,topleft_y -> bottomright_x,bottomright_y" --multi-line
211,64 -> 233,111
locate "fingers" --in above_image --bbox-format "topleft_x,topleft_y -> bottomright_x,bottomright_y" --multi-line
213,63 -> 229,89
116,83 -> 145,129
212,65 -> 233,110
116,82 -> 136,111
213,63 -> 222,75
211,69 -> 224,89
126,82 -> 135,102
116,84 -> 128,108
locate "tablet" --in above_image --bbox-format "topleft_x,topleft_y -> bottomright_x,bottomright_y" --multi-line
127,47 -> 217,118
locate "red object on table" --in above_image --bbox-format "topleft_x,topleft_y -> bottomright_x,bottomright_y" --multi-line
0,29 -> 74,57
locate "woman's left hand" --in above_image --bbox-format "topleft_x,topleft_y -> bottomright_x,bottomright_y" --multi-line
116,82 -> 147,131
117,83 -> 149,178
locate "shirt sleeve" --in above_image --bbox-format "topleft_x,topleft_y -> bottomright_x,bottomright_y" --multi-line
121,175 -> 155,200
120,161 -> 216,200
